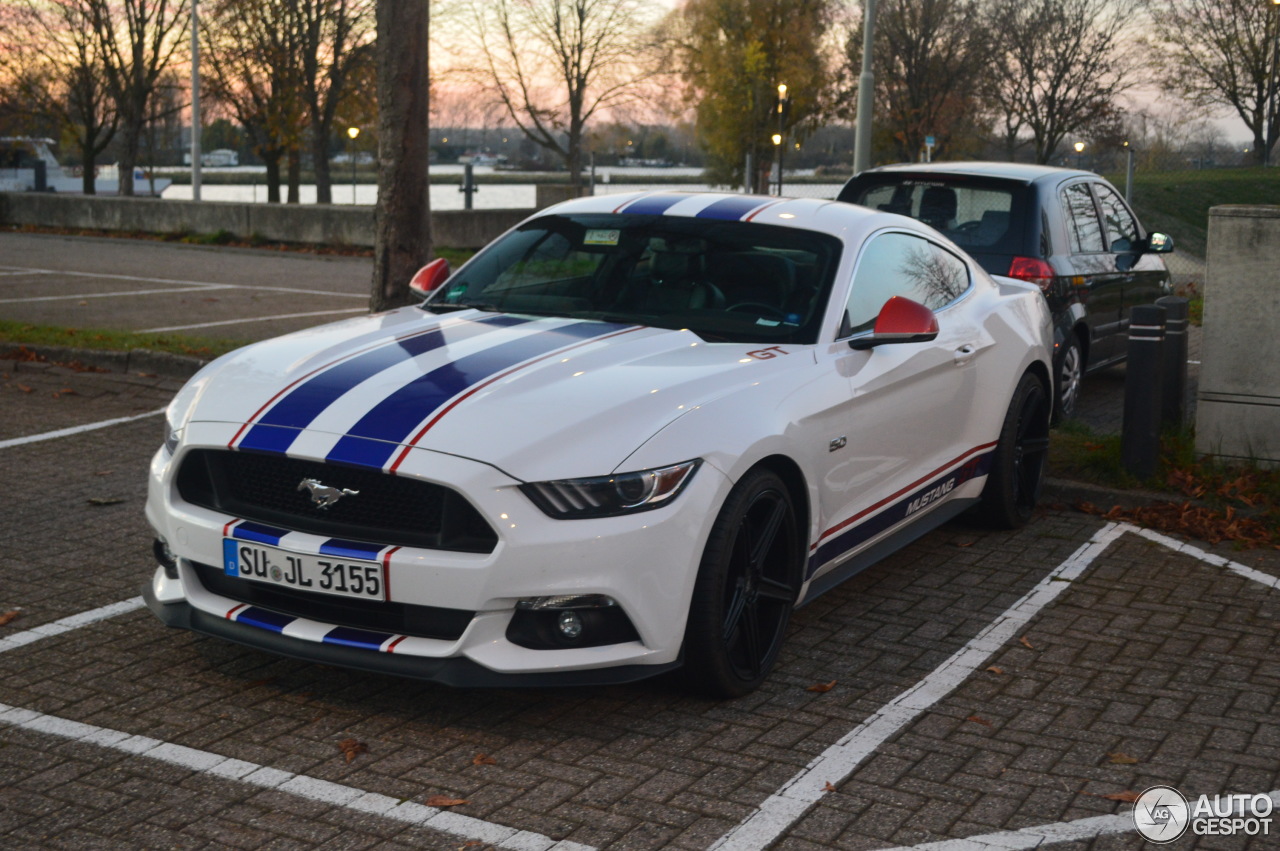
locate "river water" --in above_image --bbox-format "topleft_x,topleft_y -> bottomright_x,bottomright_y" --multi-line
158,165 -> 842,209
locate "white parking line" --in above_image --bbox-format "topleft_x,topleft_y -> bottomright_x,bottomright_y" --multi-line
880,790 -> 1280,850
712,521 -> 1280,850
0,702 -> 594,851
0,265 -> 366,299
140,307 -> 366,333
708,523 -> 1129,851
0,286 -> 235,304
0,408 -> 165,451
0,598 -> 146,655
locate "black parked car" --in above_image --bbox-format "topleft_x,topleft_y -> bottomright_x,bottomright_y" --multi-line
837,162 -> 1174,420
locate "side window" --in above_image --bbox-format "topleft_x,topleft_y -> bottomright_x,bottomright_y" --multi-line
1062,183 -> 1104,254
843,232 -> 970,336
1094,184 -> 1139,252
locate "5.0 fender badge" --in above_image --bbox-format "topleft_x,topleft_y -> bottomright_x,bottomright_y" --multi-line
297,478 -> 359,509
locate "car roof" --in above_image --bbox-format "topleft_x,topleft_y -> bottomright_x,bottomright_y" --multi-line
855,161 -> 1095,185
536,190 -> 908,243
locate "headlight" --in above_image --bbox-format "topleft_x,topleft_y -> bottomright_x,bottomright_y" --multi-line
163,415 -> 181,454
520,460 -> 701,519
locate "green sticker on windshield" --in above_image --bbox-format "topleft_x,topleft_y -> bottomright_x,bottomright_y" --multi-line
584,229 -> 621,246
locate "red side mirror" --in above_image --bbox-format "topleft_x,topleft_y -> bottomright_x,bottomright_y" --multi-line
848,296 -> 940,350
409,258 -> 450,297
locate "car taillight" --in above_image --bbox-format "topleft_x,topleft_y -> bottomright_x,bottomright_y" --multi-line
1007,257 -> 1056,293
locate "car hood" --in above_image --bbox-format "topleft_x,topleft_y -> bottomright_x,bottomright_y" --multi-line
180,307 -> 810,481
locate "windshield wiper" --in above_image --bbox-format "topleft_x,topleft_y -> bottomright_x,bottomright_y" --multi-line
423,301 -> 503,313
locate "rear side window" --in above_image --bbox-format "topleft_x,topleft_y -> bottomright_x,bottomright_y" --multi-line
1094,184 -> 1140,252
842,232 -> 970,336
847,180 -> 1019,252
1062,183 -> 1104,253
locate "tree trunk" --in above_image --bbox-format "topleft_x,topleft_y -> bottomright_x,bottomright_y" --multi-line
81,150 -> 97,195
265,154 -> 282,203
371,0 -> 431,312
288,149 -> 301,204
118,120 -> 140,196
313,127 -> 333,204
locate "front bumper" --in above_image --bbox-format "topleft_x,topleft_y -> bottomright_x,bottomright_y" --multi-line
145,423 -> 730,684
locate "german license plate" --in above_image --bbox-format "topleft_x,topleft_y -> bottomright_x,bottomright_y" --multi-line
222,539 -> 386,602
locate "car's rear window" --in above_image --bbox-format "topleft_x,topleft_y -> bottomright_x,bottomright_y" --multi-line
842,176 -> 1028,256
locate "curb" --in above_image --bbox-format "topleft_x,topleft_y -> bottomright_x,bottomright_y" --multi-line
0,344 -> 207,379
1043,476 -> 1192,512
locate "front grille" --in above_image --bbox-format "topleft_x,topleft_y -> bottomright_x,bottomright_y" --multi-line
191,562 -> 474,641
177,449 -> 498,553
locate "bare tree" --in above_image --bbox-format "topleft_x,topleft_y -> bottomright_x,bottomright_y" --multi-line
1145,0 -> 1280,166
850,0 -> 991,162
203,0 -> 305,203
982,0 -> 1140,164
296,0 -> 376,204
0,0 -> 118,193
371,0 -> 431,311
84,0 -> 188,196
462,0 -> 662,189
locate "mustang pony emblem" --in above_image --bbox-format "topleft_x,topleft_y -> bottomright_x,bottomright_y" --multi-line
297,478 -> 359,509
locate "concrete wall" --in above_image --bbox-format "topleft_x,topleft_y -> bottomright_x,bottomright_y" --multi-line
1195,205 -> 1280,466
0,191 -> 530,249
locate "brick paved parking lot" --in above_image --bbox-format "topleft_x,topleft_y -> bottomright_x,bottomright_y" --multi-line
1,233 -> 1277,850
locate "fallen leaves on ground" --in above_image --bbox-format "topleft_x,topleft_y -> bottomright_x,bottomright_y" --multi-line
1019,636 -> 1035,650
16,383 -> 32,393
0,610 -> 20,627
471,753 -> 497,766
337,738 -> 368,763
985,666 -> 1005,675
1078,501 -> 1277,548
965,715 -> 993,727
1107,752 -> 1139,765
823,781 -> 838,792
86,497 -> 124,506
1095,790 -> 1141,803
806,680 -> 837,693
425,794 -> 469,807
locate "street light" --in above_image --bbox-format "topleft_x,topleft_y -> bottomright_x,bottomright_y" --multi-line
1269,0 -> 1280,166
775,83 -> 790,196
1073,141 -> 1085,170
347,126 -> 360,204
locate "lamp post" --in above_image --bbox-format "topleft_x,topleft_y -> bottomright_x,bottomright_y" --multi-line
775,83 -> 790,196
1074,141 -> 1085,170
1269,0 -> 1280,166
347,126 -> 360,204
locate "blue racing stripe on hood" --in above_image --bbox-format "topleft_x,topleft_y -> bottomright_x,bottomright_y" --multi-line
237,315 -> 531,454
617,193 -> 696,215
318,539 -> 384,561
326,321 -> 632,470
695,196 -> 768,221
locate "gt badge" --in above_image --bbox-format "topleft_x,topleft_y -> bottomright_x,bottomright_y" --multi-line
297,478 -> 359,509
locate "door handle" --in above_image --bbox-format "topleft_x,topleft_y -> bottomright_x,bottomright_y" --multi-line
953,344 -> 977,366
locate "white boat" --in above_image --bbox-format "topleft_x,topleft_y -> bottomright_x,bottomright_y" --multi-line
0,137 -> 171,197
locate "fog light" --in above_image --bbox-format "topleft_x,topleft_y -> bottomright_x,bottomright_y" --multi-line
557,610 -> 583,640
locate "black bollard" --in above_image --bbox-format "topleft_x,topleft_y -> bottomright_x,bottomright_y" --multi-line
459,163 -> 478,210
1121,304 -> 1167,479
1156,296 -> 1189,428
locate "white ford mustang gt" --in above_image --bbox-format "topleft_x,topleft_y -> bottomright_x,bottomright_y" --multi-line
145,191 -> 1053,696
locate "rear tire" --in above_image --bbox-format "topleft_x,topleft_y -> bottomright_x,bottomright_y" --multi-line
1054,337 -> 1082,423
682,469 -> 802,698
975,372 -> 1050,529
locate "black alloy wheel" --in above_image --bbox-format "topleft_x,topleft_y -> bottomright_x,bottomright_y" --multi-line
1055,337 -> 1083,422
975,372 -> 1051,529
683,468 -> 801,697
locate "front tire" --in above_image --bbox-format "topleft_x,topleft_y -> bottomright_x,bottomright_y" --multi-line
682,469 -> 802,698
975,372 -> 1050,529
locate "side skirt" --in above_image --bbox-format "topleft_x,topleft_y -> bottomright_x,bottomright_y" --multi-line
798,497 -> 979,606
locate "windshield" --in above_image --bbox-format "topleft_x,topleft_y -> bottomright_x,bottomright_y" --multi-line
423,213 -> 842,344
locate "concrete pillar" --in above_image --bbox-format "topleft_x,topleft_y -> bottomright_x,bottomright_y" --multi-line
1195,205 -> 1280,466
